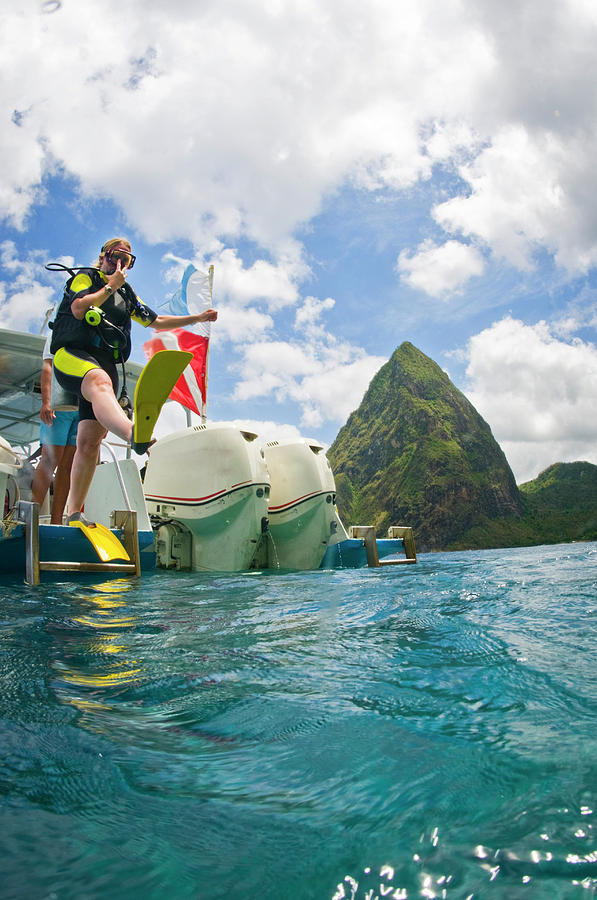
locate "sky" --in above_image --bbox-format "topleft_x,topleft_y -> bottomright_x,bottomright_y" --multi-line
2,0 -> 597,484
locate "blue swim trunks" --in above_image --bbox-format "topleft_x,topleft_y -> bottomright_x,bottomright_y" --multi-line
39,410 -> 79,447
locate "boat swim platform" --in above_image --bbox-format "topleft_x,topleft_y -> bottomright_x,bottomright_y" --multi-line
320,525 -> 417,569
10,501 -> 153,585
5,503 -> 416,581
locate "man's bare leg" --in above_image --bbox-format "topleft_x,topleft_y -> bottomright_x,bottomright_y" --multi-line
32,444 -> 57,509
51,444 -> 76,524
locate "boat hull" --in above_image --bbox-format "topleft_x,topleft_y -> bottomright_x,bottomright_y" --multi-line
319,537 -> 408,569
0,523 -> 155,575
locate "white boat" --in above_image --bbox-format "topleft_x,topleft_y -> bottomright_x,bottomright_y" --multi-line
0,326 -> 416,579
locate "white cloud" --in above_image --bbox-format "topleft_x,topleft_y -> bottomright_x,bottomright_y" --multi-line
210,247 -> 306,311
0,242 -> 57,332
234,340 -> 385,430
464,316 -> 597,481
232,293 -> 385,428
501,439 -> 597,487
2,0 -> 597,288
0,0 -> 556,261
298,355 -> 386,428
0,283 -> 53,333
0,115 -> 47,231
397,239 -> 485,297
424,121 -> 481,164
234,341 -> 315,402
160,246 -> 306,341
214,306 -> 274,343
294,296 -> 335,339
432,127 -> 575,270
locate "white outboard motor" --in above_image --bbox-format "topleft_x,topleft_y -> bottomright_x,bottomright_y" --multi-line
143,423 -> 270,572
263,437 -> 346,570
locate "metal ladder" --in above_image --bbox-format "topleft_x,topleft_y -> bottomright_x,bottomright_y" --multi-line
15,501 -> 141,585
349,525 -> 417,566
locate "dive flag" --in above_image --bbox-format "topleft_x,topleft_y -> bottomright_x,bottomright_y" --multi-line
169,264 -> 214,334
143,329 -> 209,415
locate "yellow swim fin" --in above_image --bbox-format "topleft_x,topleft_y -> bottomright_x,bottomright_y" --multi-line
132,350 -> 193,454
69,520 -> 131,563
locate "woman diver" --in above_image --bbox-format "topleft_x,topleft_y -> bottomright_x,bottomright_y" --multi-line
51,237 -> 218,524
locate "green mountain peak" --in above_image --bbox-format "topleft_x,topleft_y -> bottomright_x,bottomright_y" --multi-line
328,342 -> 521,550
329,343 -> 597,550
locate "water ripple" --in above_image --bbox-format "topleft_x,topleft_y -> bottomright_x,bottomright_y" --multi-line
0,544 -> 596,899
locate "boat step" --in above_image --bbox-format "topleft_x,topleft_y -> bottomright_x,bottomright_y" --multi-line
348,525 -> 417,567
15,501 -> 141,585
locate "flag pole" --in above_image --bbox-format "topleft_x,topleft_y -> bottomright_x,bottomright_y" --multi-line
201,264 -> 214,424
144,263 -> 212,425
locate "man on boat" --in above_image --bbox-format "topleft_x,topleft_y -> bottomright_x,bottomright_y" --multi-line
50,238 -> 217,525
31,334 -> 79,524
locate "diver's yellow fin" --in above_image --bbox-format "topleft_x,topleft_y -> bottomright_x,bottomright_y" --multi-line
132,349 -> 193,454
69,520 -> 131,562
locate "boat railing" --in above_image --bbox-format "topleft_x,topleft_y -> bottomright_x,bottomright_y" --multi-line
100,440 -> 134,512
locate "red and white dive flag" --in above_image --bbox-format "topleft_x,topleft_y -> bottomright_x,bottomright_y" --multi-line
143,264 -> 215,417
143,329 -> 209,416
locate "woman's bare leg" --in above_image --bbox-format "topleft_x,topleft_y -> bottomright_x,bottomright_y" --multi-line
81,368 -> 133,442
67,369 -> 133,516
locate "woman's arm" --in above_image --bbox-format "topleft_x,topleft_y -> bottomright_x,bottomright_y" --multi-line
151,309 -> 218,331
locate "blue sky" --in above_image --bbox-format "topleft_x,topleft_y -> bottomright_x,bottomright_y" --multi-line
2,0 -> 597,483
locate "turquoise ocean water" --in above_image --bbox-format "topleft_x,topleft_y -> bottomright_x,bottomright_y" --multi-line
1,542 -> 596,899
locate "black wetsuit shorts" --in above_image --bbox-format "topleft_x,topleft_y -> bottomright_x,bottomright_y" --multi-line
53,347 -> 119,422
